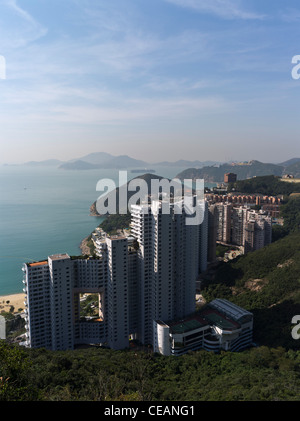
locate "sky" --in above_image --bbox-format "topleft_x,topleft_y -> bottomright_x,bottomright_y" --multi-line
0,0 -> 300,164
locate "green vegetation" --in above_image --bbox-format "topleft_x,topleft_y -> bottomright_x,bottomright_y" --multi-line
216,244 -> 235,258
0,341 -> 39,400
0,312 -> 25,341
270,196 -> 300,242
176,161 -> 284,183
280,196 -> 300,233
85,235 -> 96,254
80,294 -> 99,318
271,224 -> 289,242
202,231 -> 300,349
1,341 -> 300,401
99,213 -> 131,235
228,175 -> 300,196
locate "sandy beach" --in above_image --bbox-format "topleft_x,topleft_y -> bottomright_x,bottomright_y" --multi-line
0,293 -> 26,314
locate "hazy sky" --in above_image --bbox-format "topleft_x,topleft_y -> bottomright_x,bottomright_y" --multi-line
1,0 -> 300,164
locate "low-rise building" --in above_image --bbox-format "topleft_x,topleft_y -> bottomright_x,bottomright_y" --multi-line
153,299 -> 253,356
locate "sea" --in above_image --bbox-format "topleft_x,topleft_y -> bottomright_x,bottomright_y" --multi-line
0,165 -> 216,295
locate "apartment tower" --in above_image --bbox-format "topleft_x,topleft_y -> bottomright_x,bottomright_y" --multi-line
23,197 -> 208,351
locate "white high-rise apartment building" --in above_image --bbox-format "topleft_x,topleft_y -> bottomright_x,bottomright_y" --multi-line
23,197 -> 208,351
231,207 -> 248,246
23,260 -> 52,349
23,246 -> 129,351
212,203 -> 272,253
130,199 -> 207,345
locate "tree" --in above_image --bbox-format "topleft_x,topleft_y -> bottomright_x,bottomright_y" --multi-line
0,341 -> 39,400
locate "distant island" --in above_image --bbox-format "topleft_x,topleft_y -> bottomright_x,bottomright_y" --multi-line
16,159 -> 64,167
4,153 -> 300,179
131,169 -> 156,173
57,154 -> 223,171
5,151 -> 222,171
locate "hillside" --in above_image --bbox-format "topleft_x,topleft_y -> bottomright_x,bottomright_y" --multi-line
15,154 -> 222,170
59,154 -> 223,171
2,339 -> 300,401
23,159 -> 64,167
59,160 -> 100,170
285,161 -> 300,178
228,175 -> 300,196
59,154 -> 149,170
176,160 -> 284,182
278,158 -> 300,168
90,173 -> 168,216
155,160 -> 222,168
102,154 -> 148,169
201,231 -> 300,349
68,152 -> 114,165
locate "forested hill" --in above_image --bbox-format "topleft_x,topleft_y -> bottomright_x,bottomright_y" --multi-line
176,160 -> 284,182
2,339 -> 300,401
228,175 -> 300,196
281,160 -> 300,178
90,173 -> 169,216
201,230 -> 300,350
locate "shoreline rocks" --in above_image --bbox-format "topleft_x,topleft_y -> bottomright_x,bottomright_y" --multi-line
80,237 -> 92,255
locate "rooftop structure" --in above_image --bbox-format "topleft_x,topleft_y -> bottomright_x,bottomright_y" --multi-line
153,299 -> 253,356
49,253 -> 70,261
169,314 -> 208,335
27,261 -> 48,267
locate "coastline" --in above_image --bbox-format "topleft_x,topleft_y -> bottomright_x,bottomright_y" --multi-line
80,237 -> 92,255
0,293 -> 26,314
0,238 -> 92,302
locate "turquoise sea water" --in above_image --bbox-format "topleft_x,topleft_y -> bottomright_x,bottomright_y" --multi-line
0,165 -> 201,295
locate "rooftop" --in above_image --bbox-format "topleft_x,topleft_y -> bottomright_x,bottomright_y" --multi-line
169,314 -> 209,334
27,260 -> 48,267
209,298 -> 253,323
109,235 -> 126,240
201,308 -> 240,331
49,253 -> 70,261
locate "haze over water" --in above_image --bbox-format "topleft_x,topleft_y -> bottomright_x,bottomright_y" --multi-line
0,165 -> 205,295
